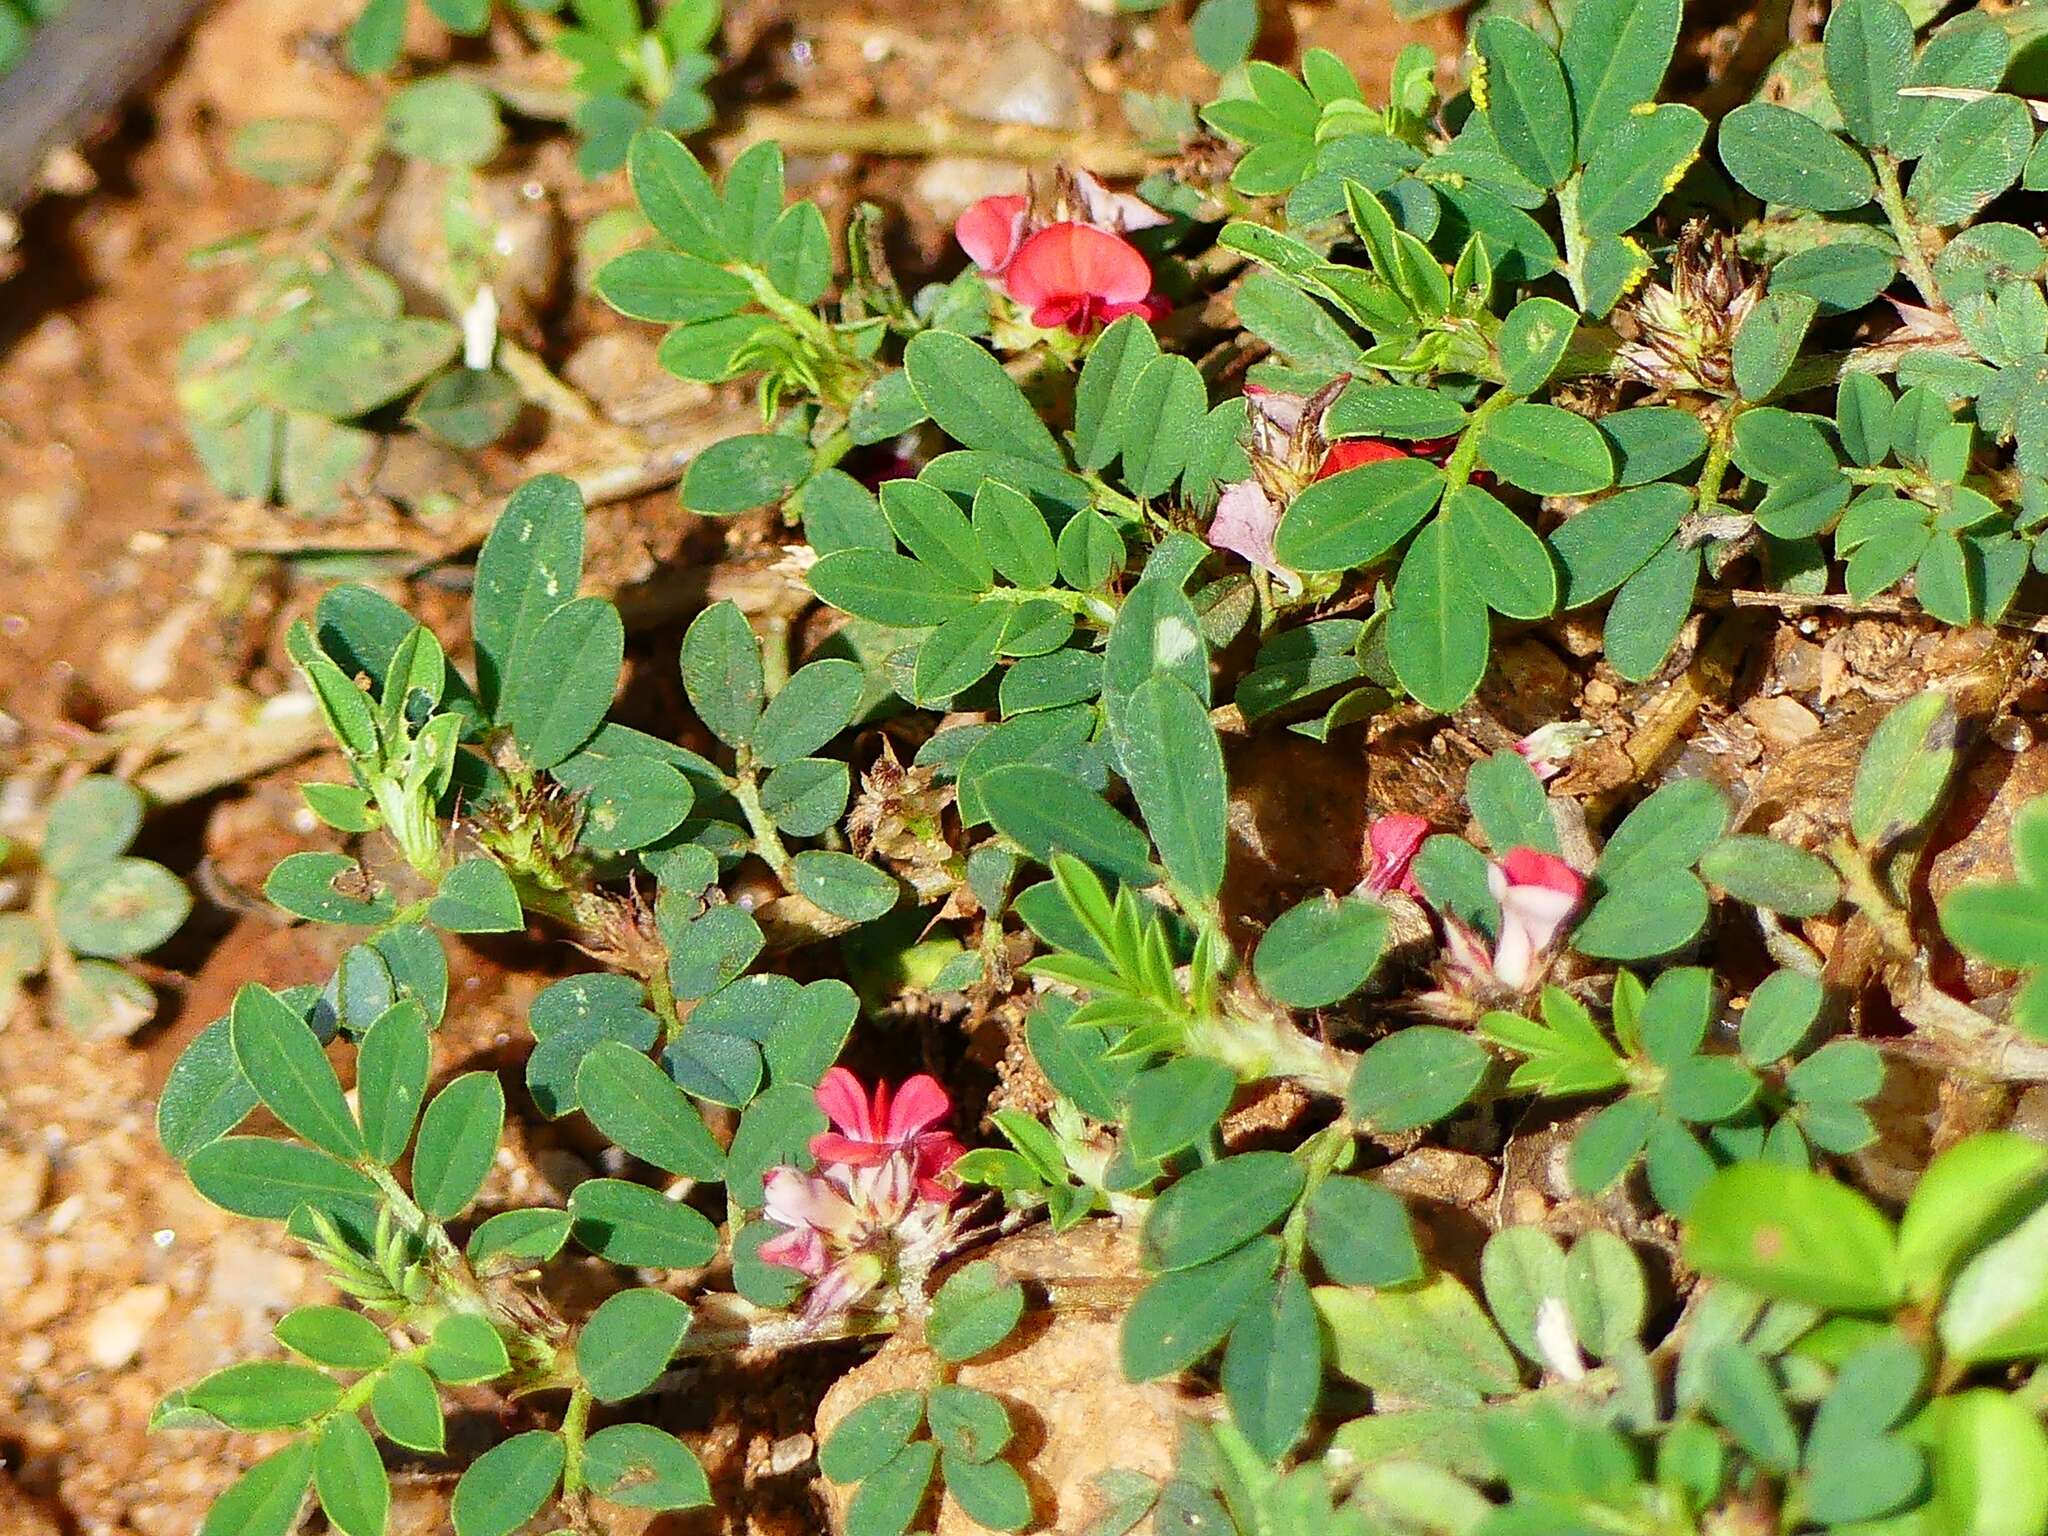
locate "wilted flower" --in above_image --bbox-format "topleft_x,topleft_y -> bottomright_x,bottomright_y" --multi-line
1486,848 -> 1586,990
1614,220 -> 1764,395
1512,722 -> 1601,783
956,168 -> 1169,334
1364,813 -> 1431,898
759,1071 -> 965,1320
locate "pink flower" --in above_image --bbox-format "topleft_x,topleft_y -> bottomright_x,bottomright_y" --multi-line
1365,814 -> 1431,898
955,169 -> 1169,334
811,1068 -> 965,1201
1315,437 -> 1414,480
1207,479 -> 1298,593
1486,848 -> 1586,990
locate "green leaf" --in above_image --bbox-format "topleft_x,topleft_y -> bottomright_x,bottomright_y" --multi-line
568,1176 -> 722,1267
1683,1162 -> 1903,1311
386,75 -> 503,166
1271,456 -> 1445,574
187,1135 -> 378,1221
428,858 -> 524,934
41,775 -> 143,874
821,1390 -> 926,1483
972,481 -> 1058,591
314,1414 -> 389,1536
158,1017 -> 260,1161
1122,1236 -> 1281,1380
1191,0 -> 1259,72
1850,689 -> 1957,847
1346,1026 -> 1488,1132
1909,93 -> 2032,226
54,856 -> 191,958
1118,675 -> 1228,902
1703,1344 -> 1800,1472
927,1385 -> 1011,1464
412,1071 -> 503,1220
981,763 -> 1155,887
1222,1268 -> 1321,1461
1468,748 -> 1560,855
1481,1226 -> 1568,1361
473,476 -> 585,711
269,317 -> 462,418
1142,1152 -> 1304,1272
1476,404 -> 1615,495
276,1305 -> 392,1369
1579,106 -> 1706,241
678,600 -> 764,751
1074,315 -> 1160,470
199,1440 -> 315,1536
904,330 -> 1063,465
188,1361 -> 342,1429
451,1431 -> 565,1536
1573,872 -> 1708,959
1253,895 -> 1391,1008
1699,835 -> 1841,916
1317,1272 -> 1519,1406
1717,103 -> 1876,211
575,1040 -> 725,1179
577,1286 -> 692,1401
629,130 -> 729,260
1551,482 -> 1689,603
1597,776 -> 1729,886
1559,0 -> 1681,155
809,548 -> 976,627
1495,296 -> 1576,396
1824,0 -> 1915,149
425,1312 -> 510,1384
929,1260 -> 1025,1362
229,983 -> 362,1160
1121,355 -> 1209,499
790,850 -> 900,921
681,432 -> 811,515
1733,291 -> 1819,401
913,602 -> 1007,703
584,1424 -> 711,1511
1388,516 -> 1490,712
467,1207 -> 572,1264
1305,1177 -> 1421,1287
500,596 -> 623,770
1473,18 -> 1575,189
1935,1388 -> 2048,1536
846,1441 -> 936,1536
370,1360 -> 444,1453
1123,1056 -> 1237,1162
882,477 -> 994,592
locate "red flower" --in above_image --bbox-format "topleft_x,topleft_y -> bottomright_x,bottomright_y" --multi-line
1003,224 -> 1163,334
1364,813 -> 1431,898
810,1067 -> 964,1201
1316,438 -> 1412,480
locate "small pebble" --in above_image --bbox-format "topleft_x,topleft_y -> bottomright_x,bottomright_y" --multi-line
84,1284 -> 171,1371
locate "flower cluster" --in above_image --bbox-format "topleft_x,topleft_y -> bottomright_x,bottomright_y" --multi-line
758,1068 -> 966,1320
956,168 -> 1169,334
1363,815 -> 1587,995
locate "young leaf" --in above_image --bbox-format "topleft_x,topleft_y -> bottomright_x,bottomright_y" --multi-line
473,474 -> 584,711
450,1431 -> 565,1536
577,1286 -> 692,1401
499,596 -> 623,769
1117,675 -> 1228,902
1850,689 -> 1957,847
314,1415 -> 389,1536
929,1260 -> 1025,1362
680,601 -> 766,750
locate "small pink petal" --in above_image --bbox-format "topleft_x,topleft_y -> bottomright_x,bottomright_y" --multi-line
1498,847 -> 1585,899
956,194 -> 1029,275
1316,439 -> 1412,481
758,1226 -> 827,1277
1208,480 -> 1280,570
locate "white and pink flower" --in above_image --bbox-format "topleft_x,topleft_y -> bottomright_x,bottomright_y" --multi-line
758,1070 -> 965,1320
1484,848 -> 1587,990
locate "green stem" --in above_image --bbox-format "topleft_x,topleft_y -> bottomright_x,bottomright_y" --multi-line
1873,151 -> 1944,313
1693,403 -> 1743,517
1444,388 -> 1516,491
1826,835 -> 1916,960
559,1386 -> 594,1496
731,758 -> 795,882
